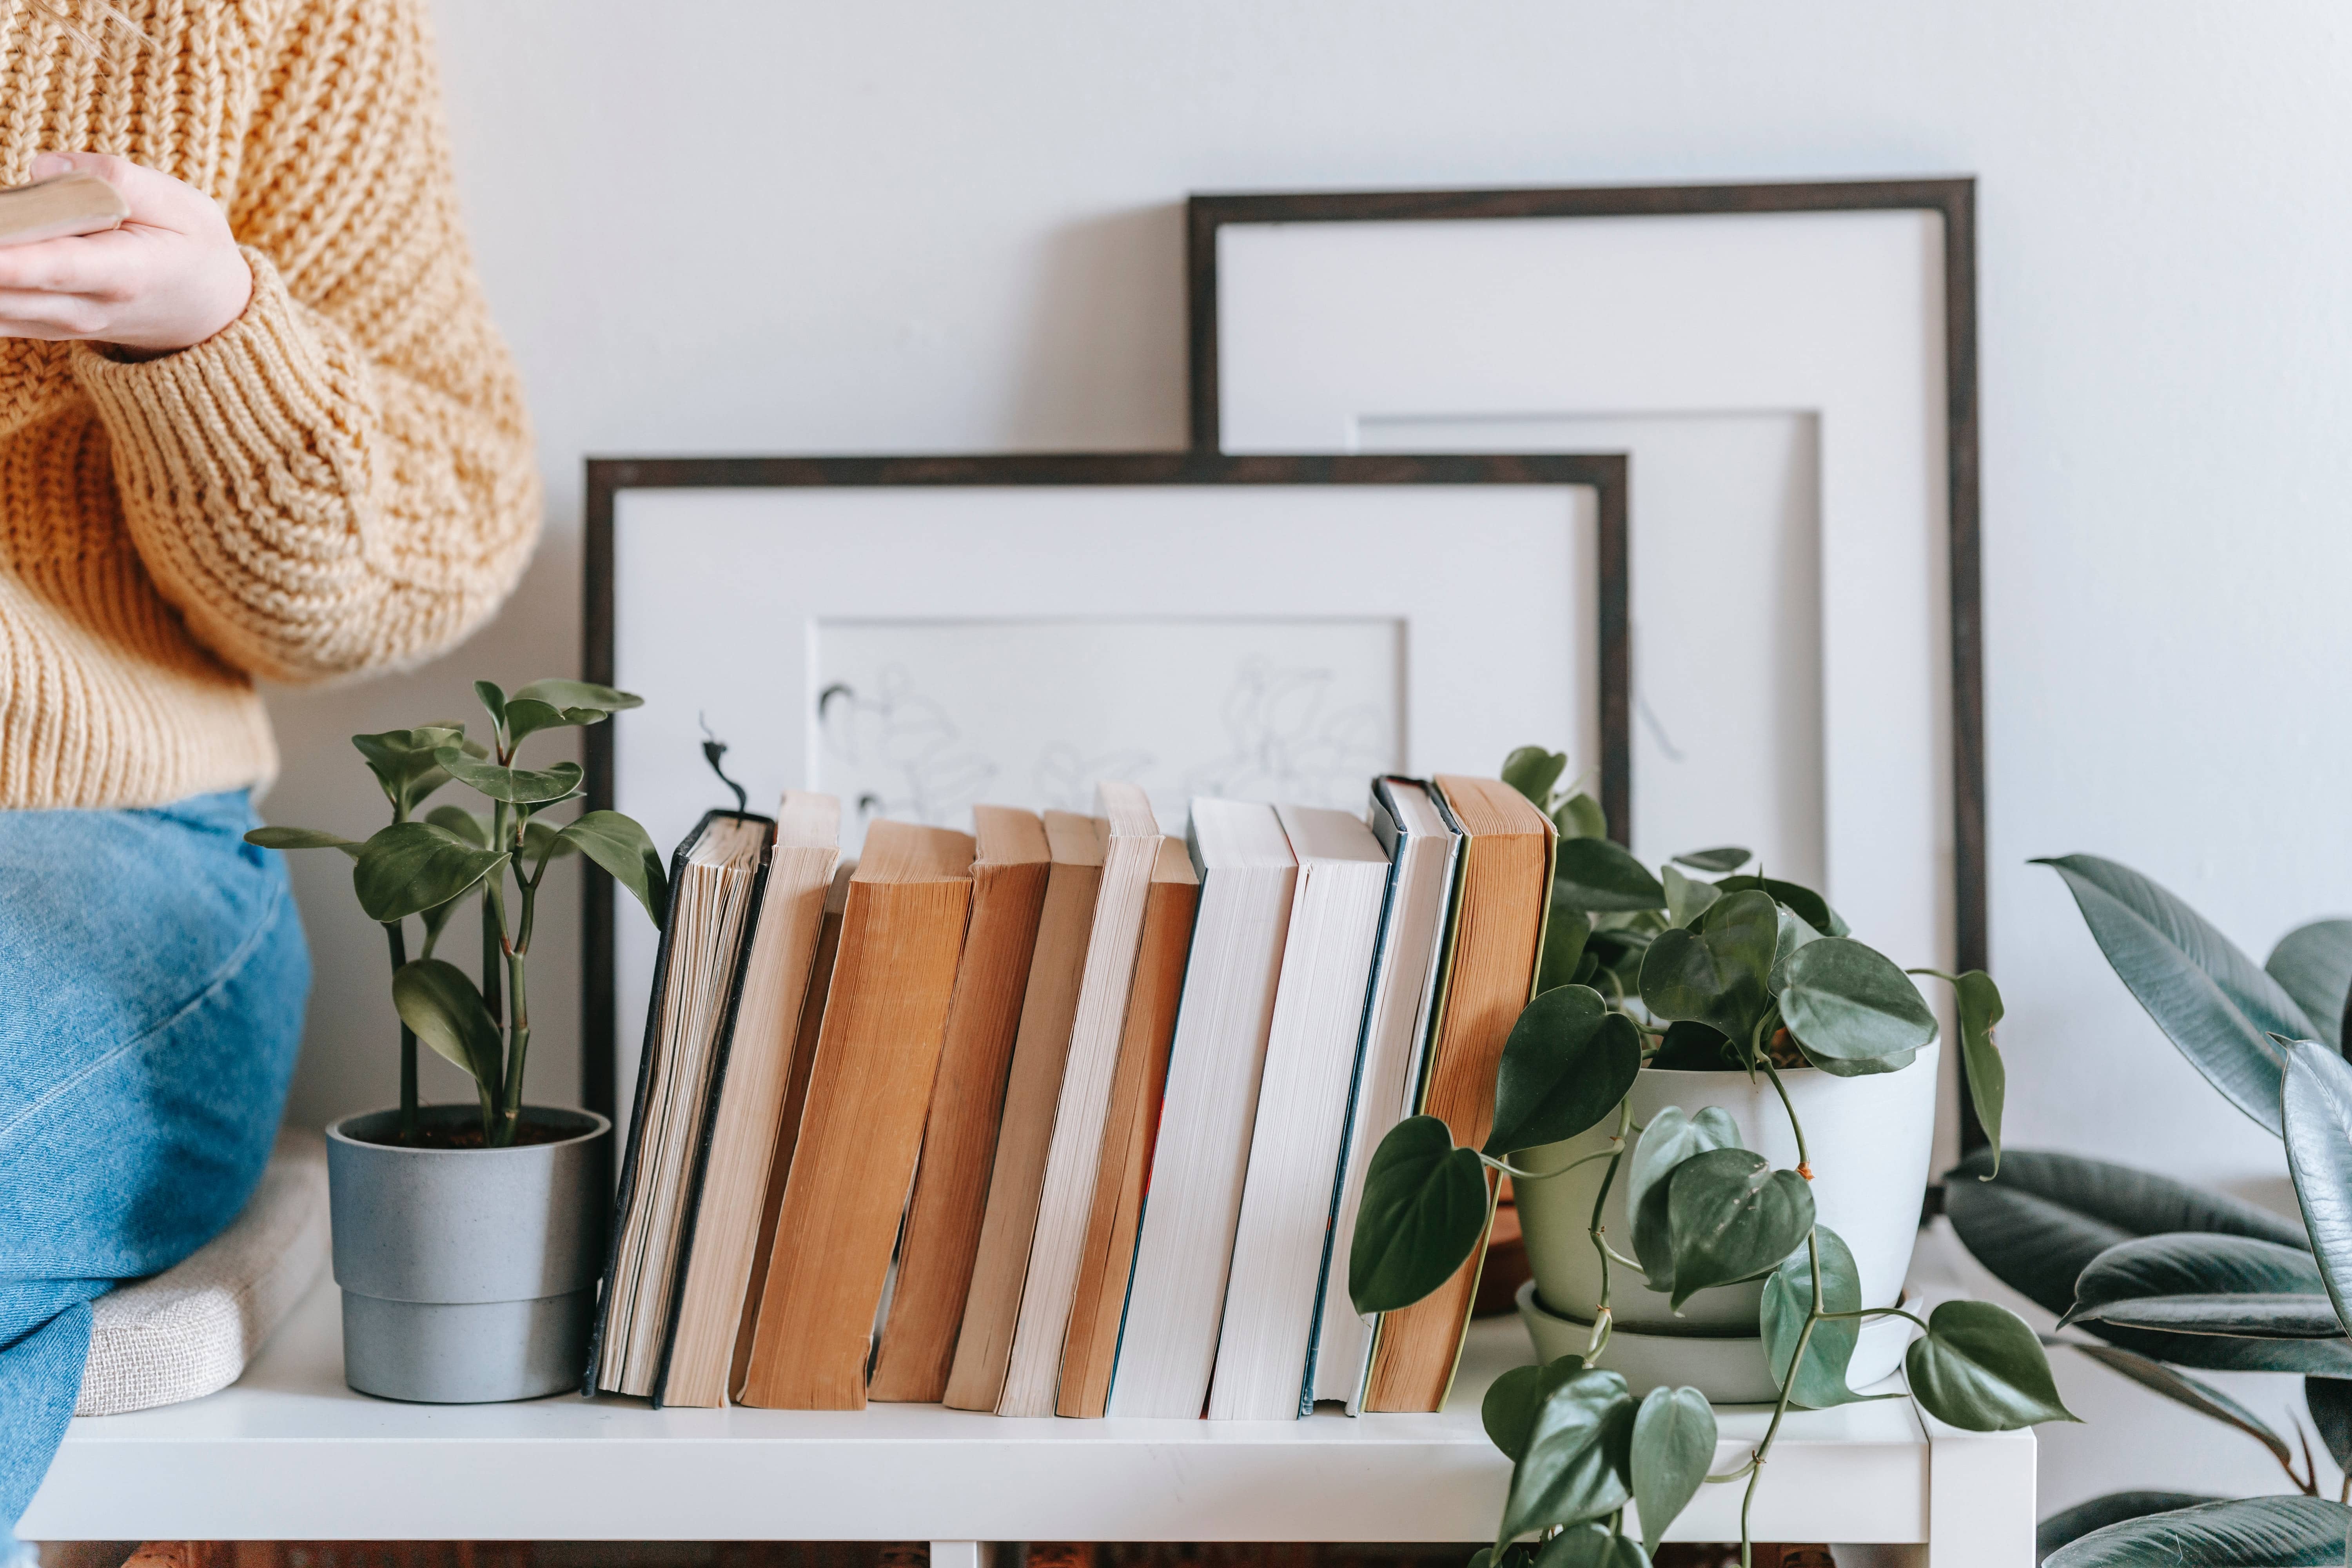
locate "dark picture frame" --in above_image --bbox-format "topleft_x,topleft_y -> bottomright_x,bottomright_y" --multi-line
1186,178 -> 1987,1154
579,451 -> 1628,1119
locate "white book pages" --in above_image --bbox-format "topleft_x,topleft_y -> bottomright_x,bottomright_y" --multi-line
1103,799 -> 1298,1418
1206,803 -> 1394,1420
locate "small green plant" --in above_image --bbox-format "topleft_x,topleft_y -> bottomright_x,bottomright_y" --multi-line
1349,746 -> 2067,1568
247,679 -> 667,1148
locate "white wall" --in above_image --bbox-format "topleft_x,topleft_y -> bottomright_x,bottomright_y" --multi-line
258,0 -> 2352,1517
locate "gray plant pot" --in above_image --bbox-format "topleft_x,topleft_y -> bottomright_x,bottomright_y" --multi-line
325,1103 -> 611,1403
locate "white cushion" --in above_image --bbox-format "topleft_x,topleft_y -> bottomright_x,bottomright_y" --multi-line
76,1129 -> 329,1416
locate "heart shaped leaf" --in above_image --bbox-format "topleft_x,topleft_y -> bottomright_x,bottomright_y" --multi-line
511,678 -> 644,715
1502,746 -> 1569,808
1671,846 -> 1751,874
1629,1384 -> 1714,1557
2043,1496 -> 2351,1568
1953,969 -> 2007,1172
2038,854 -> 2313,1134
392,957 -> 502,1087
2285,1040 -> 2352,1334
1552,793 -> 1608,843
1350,1115 -> 1490,1314
1662,865 -> 1720,929
1777,938 -> 1939,1067
2063,1232 -> 2343,1339
244,825 -> 363,860
1713,873 -> 1847,938
1647,1020 -> 1735,1072
1905,1299 -> 2076,1430
2271,920 -> 2352,1057
1486,985 -> 1642,1155
1483,1354 -> 1587,1463
1498,1368 -> 1636,1542
437,750 -> 584,805
1626,1106 -> 1742,1292
1640,890 -> 1779,1045
558,810 -> 669,928
1761,1224 -> 1866,1408
1665,1147 -> 1814,1310
352,822 -> 508,922
1555,838 -> 1666,913
1536,904 -> 1593,996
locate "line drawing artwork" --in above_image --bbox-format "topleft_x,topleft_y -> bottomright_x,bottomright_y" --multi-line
816,667 -> 1000,826
1181,656 -> 1390,808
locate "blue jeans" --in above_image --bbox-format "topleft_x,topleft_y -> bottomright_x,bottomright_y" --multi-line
0,790 -> 309,1547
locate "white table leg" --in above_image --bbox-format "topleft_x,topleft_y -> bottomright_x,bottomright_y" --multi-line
1923,1417 -> 2037,1567
930,1544 -> 996,1568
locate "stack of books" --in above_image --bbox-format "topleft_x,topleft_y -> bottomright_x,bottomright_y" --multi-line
585,773 -> 1555,1418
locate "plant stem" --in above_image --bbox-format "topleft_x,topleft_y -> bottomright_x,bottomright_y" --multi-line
1581,1096 -> 1634,1364
1818,1306 -> 1932,1333
1733,1227 -> 1825,1568
1482,1146 -> 1620,1183
384,920 -> 416,1142
1759,1056 -> 1811,1176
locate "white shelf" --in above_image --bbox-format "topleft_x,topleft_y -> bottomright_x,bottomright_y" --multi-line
27,1272 -> 2032,1559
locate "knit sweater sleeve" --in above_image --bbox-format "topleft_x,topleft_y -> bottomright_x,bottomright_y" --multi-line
69,0 -> 539,686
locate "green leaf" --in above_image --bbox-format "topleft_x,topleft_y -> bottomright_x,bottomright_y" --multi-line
424,804 -> 490,848
558,810 -> 670,928
1639,890 -> 1778,1044
1465,1548 -> 1534,1568
2064,1341 -> 2294,1469
2036,1493 -> 2229,1565
511,678 -> 644,714
1768,904 -> 1824,987
1483,1355 -> 1586,1463
1536,904 -> 1593,996
2271,920 -> 2352,1057
2063,1232 -> 2343,1340
502,698 -> 610,747
2310,1377 -> 2352,1475
2285,1040 -> 2352,1335
1626,1107 -> 1742,1292
352,822 -> 508,922
473,679 -> 508,737
1529,1525 -> 1644,1568
1486,986 -> 1642,1155
1777,938 -> 1939,1067
1553,838 -> 1667,913
524,815 -> 581,866
1629,1385 -> 1713,1558
1498,1368 -> 1636,1541
1665,1147 -> 1814,1310
392,957 -> 503,1088
244,825 -> 362,860
2043,1497 -> 2350,1568
1952,970 -> 2007,1173
1662,864 -> 1720,929
351,725 -> 466,816
1670,847 -> 1751,874
2038,854 -> 2314,1133
1502,746 -> 1569,809
1350,1115 -> 1490,1314
1713,874 -> 1846,938
1904,1300 -> 2076,1429
1552,793 -> 1608,842
436,749 -> 584,805
1760,1225 -> 1865,1408
1647,1020 -> 1735,1072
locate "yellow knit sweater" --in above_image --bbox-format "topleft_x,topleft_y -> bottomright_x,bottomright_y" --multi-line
0,0 -> 538,808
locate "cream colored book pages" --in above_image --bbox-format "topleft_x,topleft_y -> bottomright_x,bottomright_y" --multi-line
599,815 -> 770,1394
993,780 -> 1163,1416
659,793 -> 841,1407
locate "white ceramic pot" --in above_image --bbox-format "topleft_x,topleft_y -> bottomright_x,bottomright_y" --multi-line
1514,1281 -> 1915,1403
1513,1043 -> 1939,1335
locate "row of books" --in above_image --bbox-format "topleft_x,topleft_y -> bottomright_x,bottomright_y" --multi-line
584,773 -> 1555,1417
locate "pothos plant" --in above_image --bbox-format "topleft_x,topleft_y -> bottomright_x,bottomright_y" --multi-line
1347,747 -> 2071,1568
1945,856 -> 2352,1566
246,679 -> 668,1148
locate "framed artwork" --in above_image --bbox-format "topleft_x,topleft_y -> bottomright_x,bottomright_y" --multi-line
580,452 -> 1626,1124
1191,178 -> 1986,1160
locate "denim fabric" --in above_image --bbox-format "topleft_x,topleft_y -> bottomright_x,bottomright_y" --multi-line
0,790 -> 309,1548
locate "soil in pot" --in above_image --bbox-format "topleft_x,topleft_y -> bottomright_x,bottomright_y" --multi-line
345,1113 -> 579,1149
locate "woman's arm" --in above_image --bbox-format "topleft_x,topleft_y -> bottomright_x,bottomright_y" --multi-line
6,0 -> 539,684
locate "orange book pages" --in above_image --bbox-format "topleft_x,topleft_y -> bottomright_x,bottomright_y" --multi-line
661,793 -> 842,1408
869,806 -> 1054,1403
1360,774 -> 1553,1414
941,811 -> 1106,1411
733,821 -> 976,1410
1057,835 -> 1200,1418
730,862 -> 851,1399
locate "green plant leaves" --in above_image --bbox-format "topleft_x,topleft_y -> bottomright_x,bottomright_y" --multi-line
2284,1039 -> 2352,1334
2062,1341 -> 2294,1470
352,822 -> 508,922
1629,1385 -> 1713,1558
1498,1368 -> 1635,1542
1713,874 -> 1847,938
1664,1147 -> 1815,1310
1662,865 -> 1720,929
351,725 -> 466,817
1528,1527 -> 1642,1568
1536,904 -> 1593,995
1760,1226 -> 1865,1408
1775,938 -> 1938,1070
1647,1020 -> 1734,1072
2037,854 -> 2312,1134
2308,1377 -> 2352,1474
1350,1115 -> 1490,1314
1626,1106 -> 1742,1292
244,825 -> 363,860
1554,838 -> 1666,913
1671,847 -> 1750,874
437,749 -> 585,805
1553,794 -> 1608,843
2270,919 -> 2352,1055
502,697 -> 610,746
392,958 -> 502,1087
1483,1354 -> 1587,1463
425,805 -> 490,848
2042,1496 -> 2351,1568
1904,1300 -> 2075,1430
559,810 -> 669,927
1639,890 -> 1778,1044
1953,969 -> 2006,1172
2035,1493 -> 2228,1566
1485,985 -> 1642,1156
512,678 -> 643,714
1503,746 -> 1569,808
2062,1232 -> 2343,1339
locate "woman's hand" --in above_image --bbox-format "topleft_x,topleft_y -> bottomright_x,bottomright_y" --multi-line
0,151 -> 252,355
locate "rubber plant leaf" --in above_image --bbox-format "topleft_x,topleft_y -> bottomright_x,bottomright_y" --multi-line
2269,920 -> 2352,1058
2042,1496 -> 2351,1568
2061,1231 -> 2345,1342
2284,1040 -> 2352,1335
2035,1492 -> 2229,1566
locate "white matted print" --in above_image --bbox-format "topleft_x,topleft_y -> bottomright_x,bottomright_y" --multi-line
813,617 -> 1402,829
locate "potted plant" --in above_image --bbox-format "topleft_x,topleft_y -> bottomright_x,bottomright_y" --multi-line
249,678 -> 667,1403
1347,747 -> 2071,1568
1945,855 -> 2352,1565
